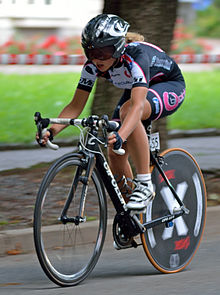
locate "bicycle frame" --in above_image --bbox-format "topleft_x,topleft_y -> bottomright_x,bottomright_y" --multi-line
66,127 -> 189,234
34,111 -> 189,234
83,130 -> 128,214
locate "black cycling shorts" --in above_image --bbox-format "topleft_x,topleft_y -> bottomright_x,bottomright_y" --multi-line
112,80 -> 186,126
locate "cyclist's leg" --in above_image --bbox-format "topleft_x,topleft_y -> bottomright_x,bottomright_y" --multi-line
118,80 -> 186,176
120,102 -> 151,174
143,80 -> 186,124
108,89 -> 134,199
109,89 -> 151,177
117,97 -> 154,210
119,80 -> 185,209
109,89 -> 153,210
109,80 -> 186,205
108,145 -> 133,201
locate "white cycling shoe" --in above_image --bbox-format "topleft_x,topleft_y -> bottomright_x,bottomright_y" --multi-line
126,180 -> 155,212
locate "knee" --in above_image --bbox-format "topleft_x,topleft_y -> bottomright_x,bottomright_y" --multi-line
108,146 -> 129,165
108,147 -> 119,163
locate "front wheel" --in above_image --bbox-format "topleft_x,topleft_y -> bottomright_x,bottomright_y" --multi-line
141,148 -> 207,273
33,154 -> 107,286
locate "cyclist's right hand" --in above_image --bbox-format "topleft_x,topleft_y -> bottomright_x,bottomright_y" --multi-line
36,129 -> 53,147
108,131 -> 125,155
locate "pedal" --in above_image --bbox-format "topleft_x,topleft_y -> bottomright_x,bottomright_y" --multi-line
113,239 -> 139,250
173,207 -> 182,214
173,206 -> 190,215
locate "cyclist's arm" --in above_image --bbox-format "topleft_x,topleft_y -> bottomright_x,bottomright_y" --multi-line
37,88 -> 89,146
117,86 -> 149,141
49,88 -> 90,137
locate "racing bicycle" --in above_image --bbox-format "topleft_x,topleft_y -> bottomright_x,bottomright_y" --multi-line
33,112 -> 207,287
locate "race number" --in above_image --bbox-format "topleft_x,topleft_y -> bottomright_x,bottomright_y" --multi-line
150,132 -> 160,152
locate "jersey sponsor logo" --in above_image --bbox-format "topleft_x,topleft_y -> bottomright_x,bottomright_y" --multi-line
110,73 -> 120,77
124,69 -> 131,78
131,61 -> 148,84
163,89 -> 185,111
79,77 -> 94,87
113,81 -> 133,87
133,76 -> 143,83
152,97 -> 160,114
179,89 -> 185,103
163,92 -> 179,111
151,55 -> 172,70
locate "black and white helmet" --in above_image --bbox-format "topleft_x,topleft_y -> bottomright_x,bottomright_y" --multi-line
81,14 -> 130,59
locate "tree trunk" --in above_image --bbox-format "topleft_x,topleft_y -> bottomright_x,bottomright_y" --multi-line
92,0 -> 178,150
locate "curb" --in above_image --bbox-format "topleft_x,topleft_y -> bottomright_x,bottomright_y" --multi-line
0,129 -> 220,151
0,219 -> 114,257
168,128 -> 220,139
1,206 -> 220,257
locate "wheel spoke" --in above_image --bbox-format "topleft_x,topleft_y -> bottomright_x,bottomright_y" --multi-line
34,156 -> 107,286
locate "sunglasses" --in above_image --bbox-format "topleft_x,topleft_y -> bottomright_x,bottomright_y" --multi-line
84,46 -> 115,61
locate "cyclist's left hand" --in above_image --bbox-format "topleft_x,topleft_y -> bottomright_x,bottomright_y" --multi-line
108,131 -> 123,150
36,129 -> 53,147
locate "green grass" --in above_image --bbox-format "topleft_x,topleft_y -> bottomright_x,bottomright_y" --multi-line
168,70 -> 220,130
0,72 -> 94,143
0,70 -> 219,144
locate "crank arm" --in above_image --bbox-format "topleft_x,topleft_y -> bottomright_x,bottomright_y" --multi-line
142,209 -> 185,230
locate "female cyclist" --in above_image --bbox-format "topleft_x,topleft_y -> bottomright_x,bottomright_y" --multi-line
37,14 -> 186,213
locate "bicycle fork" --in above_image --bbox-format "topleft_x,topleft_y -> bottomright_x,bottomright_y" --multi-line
59,153 -> 95,226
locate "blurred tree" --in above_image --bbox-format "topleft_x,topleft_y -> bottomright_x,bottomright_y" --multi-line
91,0 -> 178,150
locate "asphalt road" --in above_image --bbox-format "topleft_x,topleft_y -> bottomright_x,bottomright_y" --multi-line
1,136 -> 220,172
0,206 -> 220,295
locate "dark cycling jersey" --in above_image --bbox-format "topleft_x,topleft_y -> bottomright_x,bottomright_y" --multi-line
77,41 -> 184,93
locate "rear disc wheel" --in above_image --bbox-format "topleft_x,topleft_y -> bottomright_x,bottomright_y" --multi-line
141,148 -> 207,273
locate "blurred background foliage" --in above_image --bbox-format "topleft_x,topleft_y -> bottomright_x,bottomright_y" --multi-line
0,0 -> 220,144
0,35 -> 83,55
0,0 -> 219,56
194,0 -> 220,38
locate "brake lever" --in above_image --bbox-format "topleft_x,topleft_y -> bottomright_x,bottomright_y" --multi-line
37,122 -> 43,145
34,112 -> 59,150
103,127 -> 108,148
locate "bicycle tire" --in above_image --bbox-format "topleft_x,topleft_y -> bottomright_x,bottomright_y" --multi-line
33,153 -> 107,286
141,148 -> 207,273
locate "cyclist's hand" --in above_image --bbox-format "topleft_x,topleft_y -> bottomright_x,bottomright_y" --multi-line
108,131 -> 123,150
36,129 -> 53,147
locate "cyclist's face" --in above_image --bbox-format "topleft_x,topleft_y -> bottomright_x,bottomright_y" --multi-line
84,45 -> 116,72
92,57 -> 116,72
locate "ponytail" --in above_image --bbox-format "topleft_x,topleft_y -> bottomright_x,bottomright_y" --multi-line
125,32 -> 145,44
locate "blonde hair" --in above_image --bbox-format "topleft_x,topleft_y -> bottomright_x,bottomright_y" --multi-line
125,32 -> 145,44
